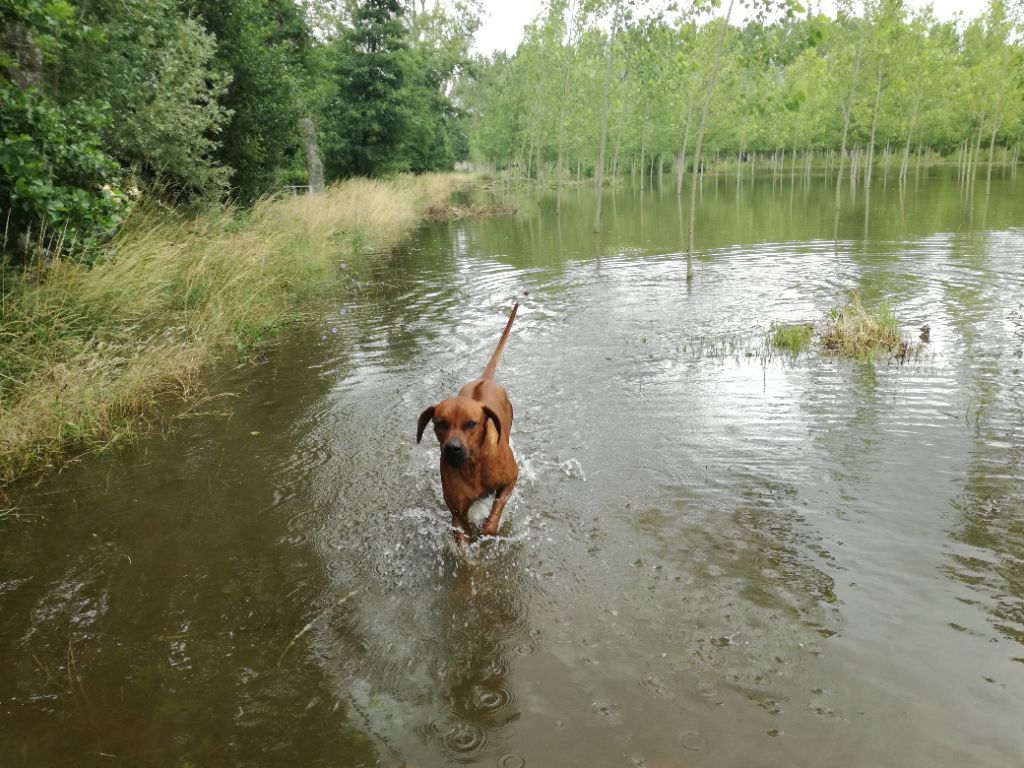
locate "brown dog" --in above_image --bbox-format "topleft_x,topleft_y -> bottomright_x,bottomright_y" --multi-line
417,303 -> 520,545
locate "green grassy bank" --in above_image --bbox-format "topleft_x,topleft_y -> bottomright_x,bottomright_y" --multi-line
1,173 -> 471,486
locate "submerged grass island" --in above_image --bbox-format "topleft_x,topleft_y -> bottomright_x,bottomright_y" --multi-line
770,296 -> 922,362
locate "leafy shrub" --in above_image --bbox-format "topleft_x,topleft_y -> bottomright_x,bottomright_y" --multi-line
0,86 -> 125,262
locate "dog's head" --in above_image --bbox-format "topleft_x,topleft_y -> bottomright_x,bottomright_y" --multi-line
417,396 -> 502,468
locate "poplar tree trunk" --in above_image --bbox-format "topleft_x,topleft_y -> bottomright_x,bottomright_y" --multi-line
675,104 -> 695,195
863,69 -> 883,229
300,118 -> 325,195
639,135 -> 646,191
556,8 -> 582,216
555,61 -> 570,215
900,96 -> 920,187
611,103 -> 625,181
833,33 -> 865,250
593,23 -> 616,235
969,123 -> 984,196
687,0 -> 735,279
985,47 -> 1012,198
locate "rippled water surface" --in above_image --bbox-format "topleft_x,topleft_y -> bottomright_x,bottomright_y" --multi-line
3,173 -> 1023,767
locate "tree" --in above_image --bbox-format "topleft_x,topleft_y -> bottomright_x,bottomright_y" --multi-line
1,0 -> 125,261
330,0 -> 408,177
186,0 -> 309,201
397,1 -> 479,172
58,0 -> 231,197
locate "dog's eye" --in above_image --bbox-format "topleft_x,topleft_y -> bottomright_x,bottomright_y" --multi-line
464,420 -> 478,430
435,420 -> 449,430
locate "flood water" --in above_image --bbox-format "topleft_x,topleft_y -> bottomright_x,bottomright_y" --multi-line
2,169 -> 1023,767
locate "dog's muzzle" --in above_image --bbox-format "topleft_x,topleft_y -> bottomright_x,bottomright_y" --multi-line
443,440 -> 468,468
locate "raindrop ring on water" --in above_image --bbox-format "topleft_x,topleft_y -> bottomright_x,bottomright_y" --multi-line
497,752 -> 526,768
473,685 -> 514,716
679,730 -> 707,751
697,681 -> 719,700
441,720 -> 487,760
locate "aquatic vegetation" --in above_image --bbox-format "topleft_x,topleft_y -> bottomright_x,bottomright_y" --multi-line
769,322 -> 815,357
820,295 -> 916,361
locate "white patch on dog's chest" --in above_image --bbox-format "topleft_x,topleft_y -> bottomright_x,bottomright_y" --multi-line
468,495 -> 493,527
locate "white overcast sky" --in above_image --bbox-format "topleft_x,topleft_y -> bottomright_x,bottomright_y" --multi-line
472,1 -> 991,55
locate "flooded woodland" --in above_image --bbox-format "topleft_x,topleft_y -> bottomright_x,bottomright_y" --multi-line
2,169 -> 1023,767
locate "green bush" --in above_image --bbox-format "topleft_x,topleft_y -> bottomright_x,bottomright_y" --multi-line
0,86 -> 126,262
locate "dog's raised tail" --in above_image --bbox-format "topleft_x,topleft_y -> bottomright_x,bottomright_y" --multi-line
482,302 -> 519,380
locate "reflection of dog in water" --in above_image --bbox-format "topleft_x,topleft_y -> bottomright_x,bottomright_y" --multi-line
418,304 -> 519,544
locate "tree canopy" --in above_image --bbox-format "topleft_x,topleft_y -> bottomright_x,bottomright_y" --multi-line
1,0 -> 479,260
459,0 -> 1024,184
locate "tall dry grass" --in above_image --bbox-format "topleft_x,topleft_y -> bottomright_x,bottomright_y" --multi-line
1,173 -> 471,484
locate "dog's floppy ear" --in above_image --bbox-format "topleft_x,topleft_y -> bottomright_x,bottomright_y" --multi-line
482,405 -> 502,442
416,406 -> 436,443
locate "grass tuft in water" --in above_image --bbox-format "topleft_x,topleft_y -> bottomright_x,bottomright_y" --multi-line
769,322 -> 814,357
820,295 -> 916,361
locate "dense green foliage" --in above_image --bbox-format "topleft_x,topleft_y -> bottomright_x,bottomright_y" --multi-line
329,0 -> 408,176
0,86 -> 124,250
460,0 -> 1024,183
0,0 -> 477,261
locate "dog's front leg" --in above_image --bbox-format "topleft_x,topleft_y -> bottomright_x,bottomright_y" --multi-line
451,511 -> 474,546
481,483 -> 516,537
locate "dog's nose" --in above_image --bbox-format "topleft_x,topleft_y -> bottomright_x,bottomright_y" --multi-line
443,440 -> 467,466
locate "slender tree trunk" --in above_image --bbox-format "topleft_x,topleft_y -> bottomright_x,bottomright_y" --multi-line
833,35 -> 865,250
791,134 -> 798,187
864,69 -> 883,200
687,0 -> 735,279
556,4 -> 582,215
300,117 -> 325,195
611,101 -> 625,181
882,141 -> 889,188
900,95 -> 921,187
555,59 -> 570,216
984,47 -> 1012,198
593,22 -> 616,234
639,134 -> 646,191
675,103 -> 695,195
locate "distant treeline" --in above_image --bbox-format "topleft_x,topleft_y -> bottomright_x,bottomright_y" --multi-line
1,0 -> 476,261
459,0 -> 1024,191
5,0 -> 1022,262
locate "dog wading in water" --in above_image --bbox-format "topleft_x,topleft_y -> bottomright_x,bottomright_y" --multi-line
417,303 -> 520,545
